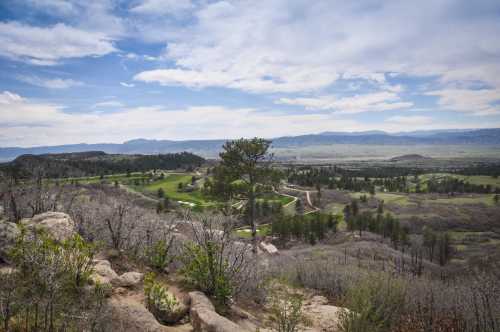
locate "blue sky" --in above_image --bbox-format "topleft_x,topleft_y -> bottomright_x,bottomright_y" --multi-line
1,0 -> 500,147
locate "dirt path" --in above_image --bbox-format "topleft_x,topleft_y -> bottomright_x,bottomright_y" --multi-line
282,185 -> 320,214
279,191 -> 298,208
120,184 -> 159,203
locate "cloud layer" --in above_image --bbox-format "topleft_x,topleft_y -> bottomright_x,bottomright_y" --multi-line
134,1 -> 500,96
2,91 -> 499,147
0,0 -> 499,146
0,22 -> 116,65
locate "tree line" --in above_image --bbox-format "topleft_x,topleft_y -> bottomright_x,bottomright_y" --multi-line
1,151 -> 205,179
287,166 -> 500,194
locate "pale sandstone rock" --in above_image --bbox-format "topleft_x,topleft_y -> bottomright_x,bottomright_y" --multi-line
0,220 -> 20,263
259,241 -> 278,255
108,296 -> 184,332
113,271 -> 144,288
21,212 -> 76,242
189,291 -> 248,332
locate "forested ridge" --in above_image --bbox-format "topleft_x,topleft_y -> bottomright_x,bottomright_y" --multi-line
0,151 -> 205,179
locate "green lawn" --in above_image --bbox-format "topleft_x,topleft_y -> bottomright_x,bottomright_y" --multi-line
427,194 -> 496,206
53,172 -> 150,184
142,173 -> 216,206
258,192 -> 295,205
349,192 -> 412,206
420,173 -> 500,189
325,202 -> 345,214
234,224 -> 271,238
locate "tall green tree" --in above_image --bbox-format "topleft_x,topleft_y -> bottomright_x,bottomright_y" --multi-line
215,138 -> 275,251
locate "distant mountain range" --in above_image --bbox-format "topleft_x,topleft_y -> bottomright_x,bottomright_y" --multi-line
1,128 -> 499,161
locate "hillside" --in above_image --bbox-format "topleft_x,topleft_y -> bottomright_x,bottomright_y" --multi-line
1,128 -> 500,161
0,151 -> 205,179
389,154 -> 432,162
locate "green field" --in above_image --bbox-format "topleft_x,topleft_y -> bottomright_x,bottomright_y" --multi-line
54,172 -> 150,184
136,173 -> 296,208
257,192 -> 295,205
325,202 -> 345,214
142,173 -> 216,206
427,194 -> 496,206
234,224 -> 271,238
420,173 -> 500,189
349,192 -> 412,206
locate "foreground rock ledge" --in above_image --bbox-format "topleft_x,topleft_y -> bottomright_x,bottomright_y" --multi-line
189,291 -> 248,332
21,211 -> 76,242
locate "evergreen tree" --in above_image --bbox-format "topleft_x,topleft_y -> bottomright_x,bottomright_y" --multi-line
214,138 -> 276,252
295,199 -> 304,215
351,199 -> 359,216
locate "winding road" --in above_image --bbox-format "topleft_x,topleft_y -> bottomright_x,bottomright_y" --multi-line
281,185 -> 320,214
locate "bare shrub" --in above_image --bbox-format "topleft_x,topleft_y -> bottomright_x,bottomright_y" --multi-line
67,185 -> 178,268
338,273 -> 407,332
180,212 -> 254,308
294,257 -> 360,299
0,176 -> 79,223
268,283 -> 305,332
405,272 -> 500,332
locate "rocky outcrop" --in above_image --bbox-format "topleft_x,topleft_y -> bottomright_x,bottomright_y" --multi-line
108,296 -> 185,332
259,241 -> 278,255
302,296 -> 345,332
149,295 -> 189,325
0,220 -> 20,263
20,212 -> 76,242
113,271 -> 144,288
91,259 -> 145,287
90,259 -> 119,289
189,291 -> 247,332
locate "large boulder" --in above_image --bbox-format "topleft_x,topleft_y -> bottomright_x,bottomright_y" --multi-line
259,241 -> 278,255
113,271 -> 144,288
189,291 -> 247,332
21,212 -> 76,242
90,259 -> 119,289
302,296 -> 345,332
108,296 -> 184,332
0,220 -> 20,263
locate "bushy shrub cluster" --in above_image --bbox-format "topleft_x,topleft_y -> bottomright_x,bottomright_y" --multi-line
0,230 -> 107,331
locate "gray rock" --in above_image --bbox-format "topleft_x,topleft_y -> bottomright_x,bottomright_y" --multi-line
107,296 -> 183,332
113,271 -> 144,288
302,297 -> 346,332
0,220 -> 20,263
259,241 -> 278,255
189,291 -> 248,332
21,212 -> 76,242
90,259 -> 119,289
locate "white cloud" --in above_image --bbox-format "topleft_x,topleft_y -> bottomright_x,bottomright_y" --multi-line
132,0 -> 500,96
17,76 -> 84,89
276,92 -> 413,114
24,0 -> 77,15
130,0 -> 195,16
426,88 -> 500,116
0,91 -> 66,126
120,82 -> 135,88
0,91 -> 359,146
21,0 -> 126,38
0,22 -> 116,65
386,115 -> 432,126
134,67 -> 338,93
2,91 -> 499,147
92,101 -> 125,109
